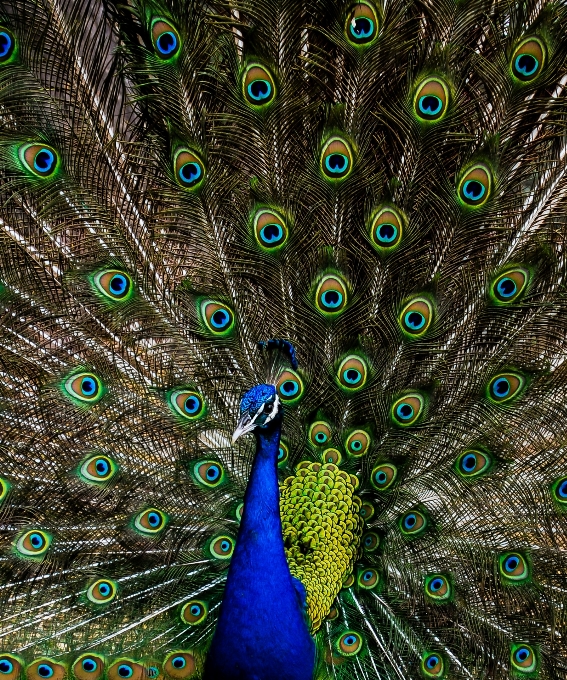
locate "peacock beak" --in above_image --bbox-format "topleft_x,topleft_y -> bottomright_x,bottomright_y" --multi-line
232,412 -> 257,444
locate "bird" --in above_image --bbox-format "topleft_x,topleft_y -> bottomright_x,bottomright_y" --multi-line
0,0 -> 567,678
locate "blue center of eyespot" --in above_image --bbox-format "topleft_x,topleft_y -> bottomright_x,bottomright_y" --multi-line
147,668 -> 158,679
190,605 -> 201,616
375,471 -> 387,484
493,377 -> 510,397
505,555 -> 520,572
396,403 -> 414,420
278,447 -> 285,460
118,665 -> 133,678
206,465 -> 220,480
343,368 -> 361,385
95,459 -> 110,475
404,513 -> 417,529
281,380 -> 299,396
82,659 -> 97,673
157,31 -> 177,56
350,17 -> 374,39
405,311 -> 425,330
321,290 -> 343,308
463,179 -> 485,201
363,571 -> 373,581
343,635 -> 357,646
364,535 -> 373,546
248,80 -> 272,101
325,153 -> 348,174
497,277 -> 516,298
426,656 -> 439,670
179,162 -> 201,185
558,479 -> 567,498
0,32 -> 12,58
515,54 -> 538,77
184,396 -> 200,414
34,149 -> 55,173
462,453 -> 477,471
315,432 -> 327,443
0,661 -> 14,674
376,223 -> 397,243
81,377 -> 97,397
98,583 -> 111,596
259,223 -> 283,245
418,95 -> 443,116
211,309 -> 230,329
110,274 -> 128,296
220,540 -> 230,552
38,666 -> 53,678
148,512 -> 161,527
515,647 -> 530,663
430,578 -> 443,591
351,439 -> 362,451
172,658 -> 185,670
30,533 -> 44,548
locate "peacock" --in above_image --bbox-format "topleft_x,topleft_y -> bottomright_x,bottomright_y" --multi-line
1,0 -> 567,678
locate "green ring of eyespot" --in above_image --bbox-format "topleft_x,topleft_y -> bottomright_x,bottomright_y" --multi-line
499,552 -> 529,583
79,454 -> 118,484
510,643 -> 537,674
454,449 -> 492,479
15,529 -> 51,558
0,27 -> 17,64
399,296 -> 434,338
369,206 -> 404,252
357,567 -> 380,590
309,421 -> 332,447
413,77 -> 450,122
345,2 -> 379,46
370,463 -> 397,491
0,477 -> 10,503
399,509 -> 428,536
173,148 -> 205,191
277,440 -> 289,467
199,299 -> 235,337
193,459 -> 226,488
18,143 -> 60,178
92,270 -> 134,302
391,393 -> 425,426
133,508 -> 168,535
0,654 -> 22,680
511,37 -> 545,83
486,372 -> 525,404
315,274 -> 348,317
208,534 -> 235,560
86,578 -> 117,604
73,654 -> 104,680
276,369 -> 305,405
151,17 -> 181,60
551,475 -> 567,508
336,354 -> 368,392
181,600 -> 208,626
168,388 -> 207,421
345,429 -> 371,457
424,574 -> 452,601
489,267 -> 529,304
253,208 -> 289,252
458,163 -> 492,208
362,531 -> 380,552
421,652 -> 445,677
62,371 -> 105,405
336,631 -> 363,656
242,63 -> 276,107
320,136 -> 353,181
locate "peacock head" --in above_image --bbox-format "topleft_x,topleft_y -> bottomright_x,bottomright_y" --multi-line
232,384 -> 281,443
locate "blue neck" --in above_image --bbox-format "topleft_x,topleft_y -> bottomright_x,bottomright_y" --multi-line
204,421 -> 315,680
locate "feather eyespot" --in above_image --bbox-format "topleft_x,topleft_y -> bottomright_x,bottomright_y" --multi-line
414,77 -> 449,122
87,579 -> 117,604
107,661 -> 145,680
345,429 -> 370,456
200,300 -> 235,336
168,389 -> 206,420
455,449 -> 491,479
425,574 -> 451,601
362,531 -> 380,552
134,508 -> 167,535
80,454 -> 118,484
370,207 -> 403,251
320,137 -> 353,181
174,149 -> 205,190
181,600 -> 207,626
499,552 -> 529,583
360,501 -> 375,521
0,655 -> 22,680
392,393 -> 424,426
458,164 -> 492,207
151,19 -> 180,59
276,369 -> 304,404
193,460 -> 225,488
243,64 -> 276,106
357,567 -> 379,589
309,421 -> 332,447
63,372 -> 104,405
322,447 -> 342,465
93,270 -> 133,301
277,440 -> 289,467
0,477 -> 10,503
163,654 -> 196,680
253,209 -> 288,250
73,655 -> 104,680
512,38 -> 545,82
0,28 -> 15,63
551,476 -> 567,508
337,355 -> 368,391
15,530 -> 51,558
209,535 -> 235,560
336,631 -> 363,656
511,644 -> 537,674
19,144 -> 59,178
490,268 -> 528,304
27,660 -> 65,680
400,510 -> 427,536
371,463 -> 397,490
399,297 -> 433,337
487,372 -> 525,403
421,652 -> 445,678
315,274 -> 348,316
345,2 -> 379,45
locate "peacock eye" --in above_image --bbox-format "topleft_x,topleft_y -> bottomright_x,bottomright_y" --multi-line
360,501 -> 375,521
336,631 -> 363,656
134,508 -> 167,535
0,28 -> 15,63
73,655 -> 104,680
200,300 -> 235,336
362,531 -> 380,552
209,534 -> 235,560
253,209 -> 288,250
551,476 -> 567,508
400,510 -> 427,536
371,463 -> 397,491
93,270 -> 133,301
63,372 -> 104,405
455,449 -> 491,479
345,429 -> 371,456
181,600 -> 208,626
0,477 -> 10,503
399,297 -> 433,337
15,530 -> 51,557
145,667 -> 159,680
370,207 -> 403,251
458,164 -> 492,207
511,644 -> 537,673
357,567 -> 379,589
487,372 -> 525,403
392,393 -> 424,426
80,454 -> 118,484
315,274 -> 348,316
322,447 -> 342,465
425,574 -> 451,601
243,64 -> 276,106
193,460 -> 225,488
309,421 -> 332,447
414,77 -> 449,122
87,579 -> 117,604
421,652 -> 444,677
151,18 -> 180,59
490,268 -> 528,304
337,355 -> 368,391
19,144 -> 59,178
276,369 -> 304,405
320,136 -> 353,181
174,149 -> 205,190
277,440 -> 289,467
163,654 -> 195,680
511,38 -> 545,82
0,655 -> 21,680
168,388 -> 206,420
27,660 -> 65,680
345,2 -> 379,45
499,552 -> 529,583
